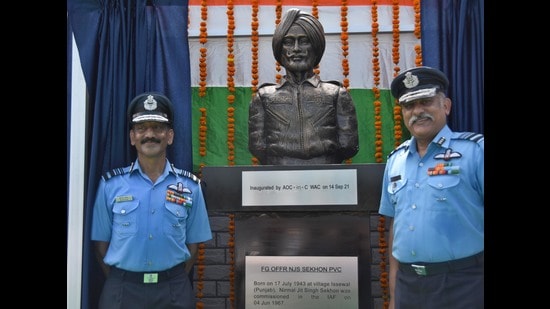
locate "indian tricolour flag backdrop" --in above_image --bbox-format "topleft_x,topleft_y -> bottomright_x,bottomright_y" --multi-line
188,0 -> 418,170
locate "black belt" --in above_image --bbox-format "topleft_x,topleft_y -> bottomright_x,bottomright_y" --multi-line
110,262 -> 186,284
399,251 -> 483,276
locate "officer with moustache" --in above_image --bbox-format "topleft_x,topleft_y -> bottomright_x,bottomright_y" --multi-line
91,92 -> 212,309
379,67 -> 484,309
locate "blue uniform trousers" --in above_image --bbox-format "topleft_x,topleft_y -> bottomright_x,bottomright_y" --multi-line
395,254 -> 484,309
98,263 -> 195,309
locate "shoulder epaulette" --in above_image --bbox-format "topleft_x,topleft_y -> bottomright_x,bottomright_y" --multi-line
172,165 -> 201,184
388,140 -> 411,158
454,132 -> 484,143
101,167 -> 129,181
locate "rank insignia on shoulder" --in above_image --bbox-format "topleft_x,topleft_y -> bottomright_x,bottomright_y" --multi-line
102,167 -> 129,181
171,164 -> 200,184
456,132 -> 484,143
388,140 -> 411,158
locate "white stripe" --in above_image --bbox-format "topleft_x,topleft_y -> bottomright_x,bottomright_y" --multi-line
189,32 -> 419,89
188,5 -> 415,37
68,30 -> 86,309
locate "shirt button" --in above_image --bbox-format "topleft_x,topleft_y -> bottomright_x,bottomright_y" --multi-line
149,234 -> 153,239
411,204 -> 417,209
419,162 -> 424,167
121,209 -> 126,214
411,251 -> 416,256
409,225 -> 414,231
415,183 -> 420,188
438,183 -> 443,188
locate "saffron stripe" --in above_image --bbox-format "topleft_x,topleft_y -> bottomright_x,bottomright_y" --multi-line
188,0 -> 413,6
188,5 -> 416,36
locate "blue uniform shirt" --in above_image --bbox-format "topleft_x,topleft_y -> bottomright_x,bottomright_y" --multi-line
91,159 -> 212,272
379,125 -> 483,263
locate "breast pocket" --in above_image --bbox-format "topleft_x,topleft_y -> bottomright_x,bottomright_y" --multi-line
112,201 -> 139,237
427,175 -> 460,190
387,178 -> 407,206
427,175 -> 460,204
163,202 -> 188,238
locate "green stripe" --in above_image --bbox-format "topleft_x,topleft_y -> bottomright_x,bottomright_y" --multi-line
191,87 -> 409,171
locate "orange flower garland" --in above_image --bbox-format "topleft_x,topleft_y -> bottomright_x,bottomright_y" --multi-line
251,0 -> 259,93
392,0 -> 403,149
228,214 -> 236,309
198,107 -> 207,176
340,0 -> 350,89
312,0 -> 320,76
275,0 -> 283,83
198,0 -> 208,98
413,0 -> 423,66
392,1 -> 401,77
226,0 -> 236,166
250,0 -> 261,166
311,0 -> 319,18
371,1 -> 383,164
371,1 -> 389,308
378,215 -> 389,309
197,0 -> 209,178
341,0 -> 352,165
196,243 -> 206,308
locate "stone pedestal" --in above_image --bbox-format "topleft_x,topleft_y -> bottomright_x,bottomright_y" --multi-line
202,163 -> 385,309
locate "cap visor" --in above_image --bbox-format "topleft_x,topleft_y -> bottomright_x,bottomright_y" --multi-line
399,87 -> 438,104
132,114 -> 169,123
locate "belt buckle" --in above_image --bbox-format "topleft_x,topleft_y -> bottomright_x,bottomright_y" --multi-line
411,264 -> 427,276
143,273 -> 158,283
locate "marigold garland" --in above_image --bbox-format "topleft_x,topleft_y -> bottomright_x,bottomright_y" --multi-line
196,242 -> 206,308
197,0 -> 209,179
340,0 -> 352,164
249,0 -> 260,165
392,0 -> 403,150
226,0 -> 236,166
371,1 -> 383,165
311,0 -> 319,18
413,0 -> 423,67
275,0 -> 283,83
198,107 -> 208,175
251,0 -> 259,93
312,1 -> 320,75
228,214 -> 236,309
371,1 -> 389,308
378,215 -> 389,309
198,0 -> 208,98
340,0 -> 350,89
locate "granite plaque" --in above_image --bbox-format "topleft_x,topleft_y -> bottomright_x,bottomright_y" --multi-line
245,256 -> 358,309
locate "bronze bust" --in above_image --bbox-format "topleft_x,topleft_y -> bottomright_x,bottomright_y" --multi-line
248,8 -> 359,165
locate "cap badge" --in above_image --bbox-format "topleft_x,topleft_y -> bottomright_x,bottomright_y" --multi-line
143,95 -> 158,111
403,72 -> 419,89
